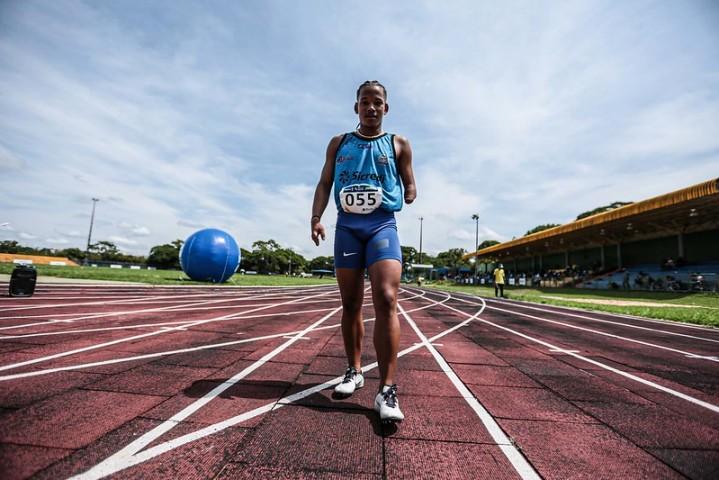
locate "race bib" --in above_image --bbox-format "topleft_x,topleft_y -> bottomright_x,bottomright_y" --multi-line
339,184 -> 383,214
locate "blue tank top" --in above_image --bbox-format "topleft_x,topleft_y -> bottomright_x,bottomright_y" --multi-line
333,132 -> 403,212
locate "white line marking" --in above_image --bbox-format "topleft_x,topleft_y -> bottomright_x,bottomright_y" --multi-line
0,289 -> 333,330
685,354 -> 719,361
69,289 -> 450,479
484,296 -> 719,342
70,305 -> 342,480
418,289 -> 719,414
449,295 -> 719,362
0,289 -> 337,372
0,285 -> 331,312
398,301 -> 541,480
0,307 -> 338,340
0,291 -> 430,382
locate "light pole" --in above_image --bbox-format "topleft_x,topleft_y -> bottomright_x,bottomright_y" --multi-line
472,214 -> 479,281
418,216 -> 424,265
85,197 -> 99,263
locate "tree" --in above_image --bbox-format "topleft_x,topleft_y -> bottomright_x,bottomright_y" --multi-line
576,201 -> 633,220
59,247 -> 86,263
525,224 -> 561,236
147,240 -> 184,269
435,248 -> 468,269
309,256 -> 334,271
239,248 -> 253,271
477,240 -> 500,250
400,246 -> 417,265
277,248 -> 307,274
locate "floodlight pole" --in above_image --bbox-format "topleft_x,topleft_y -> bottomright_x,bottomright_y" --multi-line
85,198 -> 99,263
418,216 -> 424,265
472,214 -> 479,280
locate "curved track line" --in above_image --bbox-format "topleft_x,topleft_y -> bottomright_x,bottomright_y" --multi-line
447,296 -> 719,362
398,300 -> 540,480
0,289 -> 338,372
69,289 -> 451,480
0,291 -> 428,382
0,285 -> 331,313
417,289 -> 719,415
482,296 -> 719,344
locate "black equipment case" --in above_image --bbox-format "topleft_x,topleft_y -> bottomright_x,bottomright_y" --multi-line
9,264 -> 37,297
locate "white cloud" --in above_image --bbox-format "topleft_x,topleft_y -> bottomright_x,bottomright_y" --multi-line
108,236 -> 139,247
118,222 -> 151,237
0,143 -> 24,170
177,219 -> 205,229
0,0 -> 717,259
46,237 -> 69,244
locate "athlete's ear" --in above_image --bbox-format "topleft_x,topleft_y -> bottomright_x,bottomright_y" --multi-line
354,102 -> 359,114
385,103 -> 389,114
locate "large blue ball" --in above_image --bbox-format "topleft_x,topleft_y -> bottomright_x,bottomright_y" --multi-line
179,228 -> 241,283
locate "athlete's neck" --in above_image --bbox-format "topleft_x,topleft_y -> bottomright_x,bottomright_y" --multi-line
355,126 -> 384,139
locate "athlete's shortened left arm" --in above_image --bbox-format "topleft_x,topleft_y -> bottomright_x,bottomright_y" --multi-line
395,135 -> 416,204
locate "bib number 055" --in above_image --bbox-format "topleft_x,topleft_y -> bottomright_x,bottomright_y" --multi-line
339,185 -> 383,214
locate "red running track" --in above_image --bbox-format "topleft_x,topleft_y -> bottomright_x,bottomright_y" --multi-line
0,283 -> 717,479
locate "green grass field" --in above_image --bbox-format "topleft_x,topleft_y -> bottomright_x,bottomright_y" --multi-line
425,282 -> 719,327
0,263 -> 337,287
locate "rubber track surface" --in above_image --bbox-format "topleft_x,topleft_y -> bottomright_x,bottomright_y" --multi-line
0,283 -> 717,479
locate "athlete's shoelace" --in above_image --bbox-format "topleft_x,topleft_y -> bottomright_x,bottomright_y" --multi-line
342,366 -> 358,384
382,384 -> 398,408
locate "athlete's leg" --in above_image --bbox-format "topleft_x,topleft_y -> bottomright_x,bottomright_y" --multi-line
368,259 -> 402,386
336,268 -> 365,370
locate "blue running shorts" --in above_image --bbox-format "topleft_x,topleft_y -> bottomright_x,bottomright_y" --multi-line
334,209 -> 402,269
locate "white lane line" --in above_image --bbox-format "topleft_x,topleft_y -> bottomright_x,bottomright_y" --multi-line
418,289 -> 719,415
0,289 -> 337,373
0,289 -> 334,332
485,296 -> 719,339
398,301 -> 541,480
69,289 -> 448,480
0,291 -> 429,382
0,297 -> 342,323
0,292 -> 229,312
70,304 -> 343,480
450,295 -> 719,362
0,307 -> 339,340
0,285 -> 332,313
0,287 -> 395,339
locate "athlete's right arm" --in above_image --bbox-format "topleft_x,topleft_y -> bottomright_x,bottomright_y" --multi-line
311,134 -> 343,246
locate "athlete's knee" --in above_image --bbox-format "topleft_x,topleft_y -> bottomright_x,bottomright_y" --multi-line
374,284 -> 397,310
341,295 -> 363,314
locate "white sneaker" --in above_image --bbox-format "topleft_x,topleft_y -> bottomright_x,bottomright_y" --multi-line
374,384 -> 404,422
334,366 -> 364,396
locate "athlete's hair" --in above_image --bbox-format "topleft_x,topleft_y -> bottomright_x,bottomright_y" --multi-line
356,80 -> 387,100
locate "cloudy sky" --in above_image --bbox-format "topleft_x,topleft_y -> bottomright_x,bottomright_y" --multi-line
1,0 -> 718,260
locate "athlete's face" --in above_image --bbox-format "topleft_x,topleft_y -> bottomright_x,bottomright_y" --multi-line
355,85 -> 388,129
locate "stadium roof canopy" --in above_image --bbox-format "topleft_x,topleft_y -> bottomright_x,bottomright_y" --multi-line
464,178 -> 719,262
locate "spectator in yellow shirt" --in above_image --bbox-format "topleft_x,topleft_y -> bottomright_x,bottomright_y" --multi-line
493,264 -> 506,298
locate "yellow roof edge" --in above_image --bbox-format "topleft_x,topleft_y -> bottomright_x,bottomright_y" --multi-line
463,177 -> 719,260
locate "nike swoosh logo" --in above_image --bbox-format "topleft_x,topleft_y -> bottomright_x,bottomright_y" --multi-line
343,252 -> 358,257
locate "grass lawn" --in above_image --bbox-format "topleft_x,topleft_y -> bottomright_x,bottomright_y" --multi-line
0,263 -> 337,287
424,282 -> 719,327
